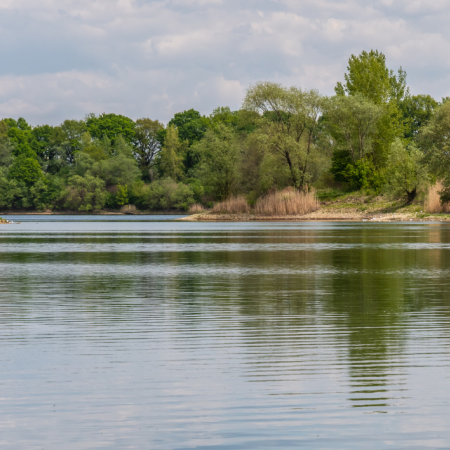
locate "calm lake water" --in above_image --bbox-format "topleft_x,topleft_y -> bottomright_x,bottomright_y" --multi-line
1,216 -> 450,449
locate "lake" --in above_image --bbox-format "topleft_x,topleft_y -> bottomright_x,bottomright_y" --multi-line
1,216 -> 449,449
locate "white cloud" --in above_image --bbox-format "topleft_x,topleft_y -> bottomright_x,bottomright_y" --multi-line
0,0 -> 450,125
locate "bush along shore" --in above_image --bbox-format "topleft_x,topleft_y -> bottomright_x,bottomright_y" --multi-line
3,50 -> 450,219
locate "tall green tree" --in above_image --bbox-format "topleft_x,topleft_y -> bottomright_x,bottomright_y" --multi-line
243,81 -> 323,189
335,50 -> 407,105
158,125 -> 185,181
133,118 -> 164,180
335,50 -> 406,166
86,113 -> 136,146
59,119 -> 88,163
8,155 -> 45,186
80,132 -> 110,161
324,94 -> 384,161
167,109 -> 209,145
209,107 -> 239,129
32,124 -> 55,161
159,109 -> 211,174
193,124 -> 240,200
6,126 -> 37,158
399,94 -> 438,140
90,136 -> 140,187
384,139 -> 428,203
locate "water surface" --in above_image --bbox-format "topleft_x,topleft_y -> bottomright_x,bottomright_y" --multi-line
1,218 -> 450,449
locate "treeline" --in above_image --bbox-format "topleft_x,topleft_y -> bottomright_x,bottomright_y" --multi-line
1,49 -> 449,212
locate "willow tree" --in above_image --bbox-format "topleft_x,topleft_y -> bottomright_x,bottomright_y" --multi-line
243,81 -> 323,190
323,93 -> 384,161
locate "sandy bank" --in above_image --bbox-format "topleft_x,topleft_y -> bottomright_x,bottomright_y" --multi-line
178,209 -> 450,222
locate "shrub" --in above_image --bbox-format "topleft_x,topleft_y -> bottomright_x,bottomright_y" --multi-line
63,175 -> 107,211
141,179 -> 195,211
343,158 -> 384,192
90,152 -> 140,187
384,139 -> 429,203
211,195 -> 250,214
254,188 -> 319,215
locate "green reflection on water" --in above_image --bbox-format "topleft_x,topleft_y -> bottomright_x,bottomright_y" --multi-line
1,223 -> 450,448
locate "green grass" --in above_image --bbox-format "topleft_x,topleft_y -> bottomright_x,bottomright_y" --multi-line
316,188 -> 352,202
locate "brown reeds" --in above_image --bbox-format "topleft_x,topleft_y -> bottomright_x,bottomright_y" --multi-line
425,182 -> 450,213
121,204 -> 137,214
212,195 -> 250,214
188,203 -> 205,214
254,188 -> 320,216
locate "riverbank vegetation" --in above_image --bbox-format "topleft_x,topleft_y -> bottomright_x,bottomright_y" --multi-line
1,49 -> 449,215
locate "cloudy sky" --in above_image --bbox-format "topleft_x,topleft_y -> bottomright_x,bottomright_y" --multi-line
0,0 -> 449,125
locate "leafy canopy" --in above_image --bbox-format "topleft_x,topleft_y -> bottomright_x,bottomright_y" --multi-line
86,113 -> 136,146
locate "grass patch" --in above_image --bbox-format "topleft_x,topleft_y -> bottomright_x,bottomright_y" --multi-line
316,188 -> 349,201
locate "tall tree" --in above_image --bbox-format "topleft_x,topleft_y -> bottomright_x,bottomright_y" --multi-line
399,94 -> 438,140
158,125 -> 184,181
133,118 -> 164,180
59,119 -> 88,163
384,139 -> 428,203
86,113 -> 136,146
32,124 -> 55,160
335,50 -> 406,165
193,124 -> 240,200
160,109 -> 210,174
324,94 -> 384,161
209,107 -> 239,129
243,81 -> 323,189
167,109 -> 209,145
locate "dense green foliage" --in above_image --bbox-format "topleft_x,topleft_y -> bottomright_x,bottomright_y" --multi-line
0,50 -> 449,212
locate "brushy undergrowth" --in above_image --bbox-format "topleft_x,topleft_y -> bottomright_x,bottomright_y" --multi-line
212,196 -> 250,214
254,188 -> 320,216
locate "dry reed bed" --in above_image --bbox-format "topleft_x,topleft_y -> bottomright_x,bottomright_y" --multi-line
188,203 -> 205,214
254,189 -> 320,216
211,196 -> 250,214
425,182 -> 450,213
120,204 -> 137,214
209,189 -> 319,216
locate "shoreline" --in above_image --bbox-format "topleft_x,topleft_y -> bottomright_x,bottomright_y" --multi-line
178,210 -> 450,222
0,210 -> 188,216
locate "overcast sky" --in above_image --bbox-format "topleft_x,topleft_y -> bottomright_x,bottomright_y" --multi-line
1,0 -> 449,125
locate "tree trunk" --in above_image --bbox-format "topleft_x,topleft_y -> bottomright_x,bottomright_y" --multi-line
285,151 -> 298,187
406,188 -> 417,204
